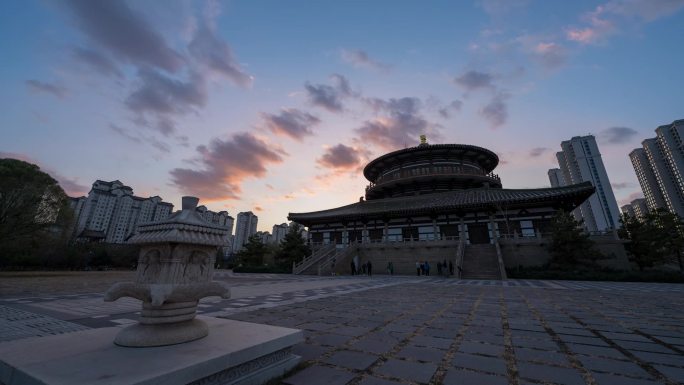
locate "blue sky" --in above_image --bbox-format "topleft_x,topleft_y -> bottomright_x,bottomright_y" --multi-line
1,0 -> 683,231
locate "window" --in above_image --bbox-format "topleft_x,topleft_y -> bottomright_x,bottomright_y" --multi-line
418,226 -> 438,240
387,228 -> 402,242
520,220 -> 535,237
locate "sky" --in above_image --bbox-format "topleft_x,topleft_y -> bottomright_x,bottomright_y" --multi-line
1,0 -> 683,232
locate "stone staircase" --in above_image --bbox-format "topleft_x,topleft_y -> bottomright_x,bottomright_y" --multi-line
461,244 -> 502,280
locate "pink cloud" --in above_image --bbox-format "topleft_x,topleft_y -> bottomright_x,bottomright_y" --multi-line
170,132 -> 286,201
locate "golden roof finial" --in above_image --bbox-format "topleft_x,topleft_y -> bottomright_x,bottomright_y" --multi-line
419,135 -> 427,145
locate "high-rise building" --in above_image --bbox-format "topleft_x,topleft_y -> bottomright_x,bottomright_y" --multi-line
621,198 -> 648,219
554,135 -> 621,231
256,231 -> 272,245
629,120 -> 684,217
233,211 -> 258,252
547,168 -> 566,187
271,223 -> 289,244
71,180 -> 233,247
196,205 -> 234,233
629,147 -> 667,212
73,180 -> 173,243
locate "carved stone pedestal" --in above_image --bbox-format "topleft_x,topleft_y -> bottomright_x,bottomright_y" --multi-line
0,317 -> 303,385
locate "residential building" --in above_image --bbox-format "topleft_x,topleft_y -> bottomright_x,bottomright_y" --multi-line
629,120 -> 684,217
256,231 -> 272,245
72,180 -> 232,247
621,198 -> 648,219
547,168 -> 566,188
233,211 -> 258,252
73,180 -> 174,243
271,223 -> 289,244
629,147 -> 668,211
196,205 -> 234,233
555,135 -> 621,231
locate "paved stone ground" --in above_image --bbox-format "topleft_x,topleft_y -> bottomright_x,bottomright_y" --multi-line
1,274 -> 683,384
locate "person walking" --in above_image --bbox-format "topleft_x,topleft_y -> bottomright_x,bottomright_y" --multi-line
367,260 -> 373,276
437,261 -> 443,276
416,261 -> 420,276
425,261 -> 430,276
362,262 -> 367,275
351,260 -> 356,275
389,261 -> 394,276
449,260 -> 454,276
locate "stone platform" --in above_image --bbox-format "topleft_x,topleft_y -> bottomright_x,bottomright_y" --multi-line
0,316 -> 303,385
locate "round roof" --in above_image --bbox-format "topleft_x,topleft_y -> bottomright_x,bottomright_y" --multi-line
363,144 -> 499,181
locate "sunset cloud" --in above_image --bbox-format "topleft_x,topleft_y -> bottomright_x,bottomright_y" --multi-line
25,80 -> 67,99
305,74 -> 354,112
260,108 -> 320,141
480,92 -> 509,128
599,126 -> 639,144
188,22 -> 253,87
453,70 -> 495,92
71,47 -> 123,78
63,0 -> 183,72
357,97 -> 442,150
340,49 -> 391,72
170,133 -> 286,200
317,144 -> 365,170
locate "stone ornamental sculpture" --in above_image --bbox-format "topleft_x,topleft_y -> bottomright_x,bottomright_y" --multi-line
105,196 -> 231,347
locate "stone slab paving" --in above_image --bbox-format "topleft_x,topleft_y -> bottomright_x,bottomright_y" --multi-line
1,275 -> 684,384
220,281 -> 683,385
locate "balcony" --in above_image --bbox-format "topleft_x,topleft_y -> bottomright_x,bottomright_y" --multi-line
365,168 -> 501,193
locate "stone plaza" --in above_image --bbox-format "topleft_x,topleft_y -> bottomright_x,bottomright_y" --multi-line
1,272 -> 683,385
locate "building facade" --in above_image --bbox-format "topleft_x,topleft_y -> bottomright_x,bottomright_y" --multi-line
72,180 -> 232,246
271,223 -> 289,244
290,142 -> 594,246
621,198 -> 648,219
555,135 -> 620,231
233,211 -> 258,252
629,120 -> 684,217
72,180 -> 174,243
547,168 -> 566,188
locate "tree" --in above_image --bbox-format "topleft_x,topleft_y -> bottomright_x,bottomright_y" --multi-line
0,158 -> 69,259
547,210 -> 603,268
275,223 -> 310,267
620,209 -> 684,272
235,234 -> 268,266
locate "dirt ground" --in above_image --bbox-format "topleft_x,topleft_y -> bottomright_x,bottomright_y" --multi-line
0,271 -> 137,298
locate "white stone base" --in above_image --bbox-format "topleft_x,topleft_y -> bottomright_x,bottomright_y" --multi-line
0,316 -> 303,385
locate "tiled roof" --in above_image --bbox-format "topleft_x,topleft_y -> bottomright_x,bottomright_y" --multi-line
289,182 -> 594,224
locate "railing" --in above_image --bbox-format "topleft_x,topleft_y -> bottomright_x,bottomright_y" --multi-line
317,245 -> 357,276
292,243 -> 335,275
493,239 -> 507,280
311,236 -> 460,245
366,169 -> 501,191
455,238 -> 465,279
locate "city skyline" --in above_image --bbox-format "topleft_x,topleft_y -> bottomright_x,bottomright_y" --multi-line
1,1 -> 683,231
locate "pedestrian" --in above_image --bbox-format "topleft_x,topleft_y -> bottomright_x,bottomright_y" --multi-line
420,262 -> 425,276
351,260 -> 356,275
457,264 -> 463,277
362,262 -> 367,275
415,261 -> 420,276
389,261 -> 394,276
367,260 -> 373,276
437,261 -> 443,275
387,261 -> 392,275
449,260 -> 454,276
425,261 -> 430,276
